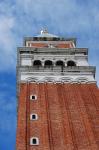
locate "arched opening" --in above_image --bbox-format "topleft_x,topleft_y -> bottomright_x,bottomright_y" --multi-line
45,60 -> 53,66
30,137 -> 39,145
67,60 -> 76,67
33,60 -> 42,66
56,60 -> 64,66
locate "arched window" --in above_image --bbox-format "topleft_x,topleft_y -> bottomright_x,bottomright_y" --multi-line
33,60 -> 42,66
67,60 -> 76,67
30,95 -> 37,100
30,114 -> 38,120
45,60 -> 53,66
30,137 -> 39,145
56,60 -> 64,66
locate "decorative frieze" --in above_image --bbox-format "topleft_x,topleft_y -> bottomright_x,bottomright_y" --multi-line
20,75 -> 96,84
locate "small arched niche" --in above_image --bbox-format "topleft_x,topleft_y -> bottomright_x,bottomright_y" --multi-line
56,60 -> 64,66
45,60 -> 53,66
30,137 -> 39,145
67,60 -> 76,67
33,60 -> 42,66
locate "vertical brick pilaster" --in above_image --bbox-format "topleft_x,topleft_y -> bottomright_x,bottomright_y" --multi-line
16,83 -> 27,150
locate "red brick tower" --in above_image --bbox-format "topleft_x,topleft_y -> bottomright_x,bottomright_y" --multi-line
16,30 -> 99,150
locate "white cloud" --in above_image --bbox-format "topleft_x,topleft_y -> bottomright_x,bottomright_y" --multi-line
0,16 -> 16,71
0,1 -> 17,71
0,0 -> 99,79
15,0 -> 99,34
0,15 -> 15,47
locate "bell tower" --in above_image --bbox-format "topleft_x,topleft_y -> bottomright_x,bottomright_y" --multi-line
16,30 -> 99,150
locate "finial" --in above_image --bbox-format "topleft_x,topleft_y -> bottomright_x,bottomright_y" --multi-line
40,28 -> 48,34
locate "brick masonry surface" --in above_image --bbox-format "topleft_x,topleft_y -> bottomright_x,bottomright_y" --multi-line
16,83 -> 99,150
27,42 -> 74,48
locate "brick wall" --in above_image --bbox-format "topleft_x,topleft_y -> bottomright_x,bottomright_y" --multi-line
16,83 -> 99,150
27,42 -> 74,48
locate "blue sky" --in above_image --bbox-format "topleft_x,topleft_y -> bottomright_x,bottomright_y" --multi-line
0,0 -> 99,149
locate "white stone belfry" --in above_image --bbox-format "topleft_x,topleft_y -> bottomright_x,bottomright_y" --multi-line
17,32 -> 96,84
